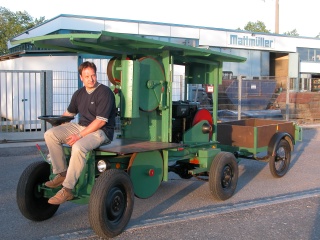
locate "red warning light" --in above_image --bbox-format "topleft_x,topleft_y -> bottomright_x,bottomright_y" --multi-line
149,169 -> 155,177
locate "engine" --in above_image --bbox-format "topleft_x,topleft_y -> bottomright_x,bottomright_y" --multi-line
171,101 -> 199,143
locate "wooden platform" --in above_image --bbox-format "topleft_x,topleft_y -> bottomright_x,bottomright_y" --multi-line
97,138 -> 182,155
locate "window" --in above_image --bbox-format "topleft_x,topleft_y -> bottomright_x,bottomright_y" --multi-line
297,48 -> 320,62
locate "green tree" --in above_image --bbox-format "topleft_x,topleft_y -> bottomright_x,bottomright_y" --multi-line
0,7 -> 45,55
283,29 -> 299,36
240,20 -> 271,33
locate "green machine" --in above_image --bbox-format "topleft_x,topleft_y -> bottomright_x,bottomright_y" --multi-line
13,31 -> 302,239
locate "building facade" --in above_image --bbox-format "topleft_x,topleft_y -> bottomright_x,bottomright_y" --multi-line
1,14 -> 320,91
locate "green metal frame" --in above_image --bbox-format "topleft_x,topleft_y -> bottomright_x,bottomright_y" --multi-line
12,31 -> 246,200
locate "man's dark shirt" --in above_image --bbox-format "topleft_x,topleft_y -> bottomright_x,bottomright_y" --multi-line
67,84 -> 116,140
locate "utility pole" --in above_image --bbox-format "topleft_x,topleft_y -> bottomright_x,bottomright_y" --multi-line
262,0 -> 280,34
275,0 -> 279,33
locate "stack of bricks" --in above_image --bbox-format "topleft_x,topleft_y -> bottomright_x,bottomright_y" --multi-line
275,92 -> 320,122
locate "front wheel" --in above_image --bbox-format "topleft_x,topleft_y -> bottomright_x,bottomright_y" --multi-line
16,161 -> 59,221
209,152 -> 238,201
89,169 -> 134,239
269,139 -> 291,178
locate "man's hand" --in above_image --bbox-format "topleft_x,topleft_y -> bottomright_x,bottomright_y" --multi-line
66,134 -> 82,146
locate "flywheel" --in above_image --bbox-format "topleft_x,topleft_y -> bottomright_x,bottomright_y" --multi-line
138,57 -> 165,112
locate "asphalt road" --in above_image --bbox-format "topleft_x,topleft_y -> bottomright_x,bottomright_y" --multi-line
0,126 -> 320,240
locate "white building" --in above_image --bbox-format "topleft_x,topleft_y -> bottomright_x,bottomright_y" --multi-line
1,14 -> 320,136
1,14 -> 320,91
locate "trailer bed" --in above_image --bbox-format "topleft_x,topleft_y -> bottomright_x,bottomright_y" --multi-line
217,118 -> 296,148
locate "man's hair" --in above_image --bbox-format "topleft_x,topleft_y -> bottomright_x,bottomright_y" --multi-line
78,61 -> 97,75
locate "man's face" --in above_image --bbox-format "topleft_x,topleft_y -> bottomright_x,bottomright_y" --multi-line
80,67 -> 98,90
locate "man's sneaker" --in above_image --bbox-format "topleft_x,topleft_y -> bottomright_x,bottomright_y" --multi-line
45,174 -> 65,188
48,188 -> 73,205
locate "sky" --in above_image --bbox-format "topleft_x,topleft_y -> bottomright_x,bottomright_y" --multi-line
0,0 -> 319,38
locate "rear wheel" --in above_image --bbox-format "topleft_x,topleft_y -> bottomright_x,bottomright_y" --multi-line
209,152 -> 238,201
89,169 -> 134,239
269,139 -> 291,178
16,161 -> 59,221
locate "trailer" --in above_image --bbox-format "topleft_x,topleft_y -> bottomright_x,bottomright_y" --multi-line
12,31 -> 302,239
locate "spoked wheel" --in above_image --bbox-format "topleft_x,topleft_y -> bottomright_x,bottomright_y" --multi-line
89,169 -> 134,239
269,139 -> 291,178
209,152 -> 238,201
16,161 -> 59,221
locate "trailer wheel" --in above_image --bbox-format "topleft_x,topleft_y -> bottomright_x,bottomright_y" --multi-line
89,169 -> 134,239
209,152 -> 238,201
269,139 -> 291,178
16,161 -> 59,221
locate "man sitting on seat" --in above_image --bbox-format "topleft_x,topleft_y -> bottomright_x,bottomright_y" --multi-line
44,61 -> 116,205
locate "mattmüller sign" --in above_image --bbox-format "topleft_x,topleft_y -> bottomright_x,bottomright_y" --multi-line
228,34 -> 275,49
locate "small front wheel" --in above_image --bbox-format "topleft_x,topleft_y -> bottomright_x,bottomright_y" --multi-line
209,152 -> 238,201
269,139 -> 291,178
16,161 -> 59,221
89,169 -> 134,239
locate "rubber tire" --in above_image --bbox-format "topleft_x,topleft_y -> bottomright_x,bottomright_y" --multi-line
89,169 -> 134,239
16,161 -> 59,221
209,152 -> 238,201
269,139 -> 291,178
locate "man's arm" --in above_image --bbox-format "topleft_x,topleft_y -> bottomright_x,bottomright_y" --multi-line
66,118 -> 106,146
78,119 -> 106,138
62,111 -> 74,117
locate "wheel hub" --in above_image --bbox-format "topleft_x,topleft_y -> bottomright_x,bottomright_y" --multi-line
275,147 -> 286,171
221,165 -> 233,188
107,188 -> 125,222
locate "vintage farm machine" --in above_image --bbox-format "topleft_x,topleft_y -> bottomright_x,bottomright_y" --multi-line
12,31 -> 302,238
